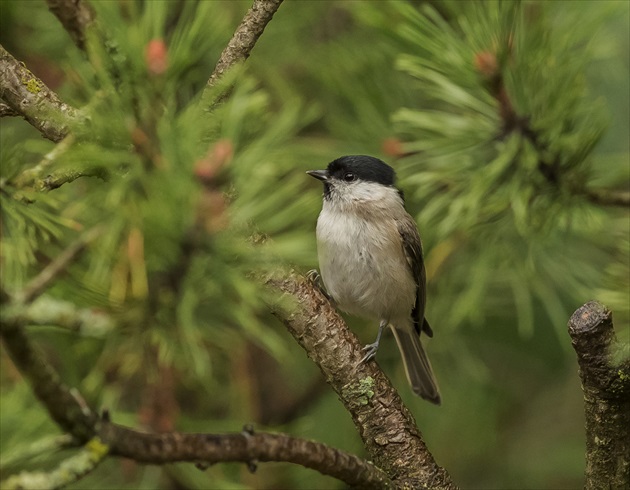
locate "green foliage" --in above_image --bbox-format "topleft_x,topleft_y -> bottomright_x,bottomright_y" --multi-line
371,1 -> 629,341
1,0 -> 628,489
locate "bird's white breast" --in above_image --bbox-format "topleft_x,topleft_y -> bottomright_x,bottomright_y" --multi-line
316,184 -> 416,323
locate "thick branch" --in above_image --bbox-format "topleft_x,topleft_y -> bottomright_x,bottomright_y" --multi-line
0,320 -> 98,440
205,0 -> 283,91
0,44 -> 80,142
568,301 -> 630,490
269,275 -> 456,489
0,99 -> 18,117
0,318 -> 392,488
99,424 -> 391,489
45,0 -> 94,51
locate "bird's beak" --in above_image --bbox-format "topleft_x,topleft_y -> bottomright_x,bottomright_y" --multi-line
306,169 -> 329,181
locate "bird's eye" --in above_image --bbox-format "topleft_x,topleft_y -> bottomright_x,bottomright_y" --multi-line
343,172 -> 356,182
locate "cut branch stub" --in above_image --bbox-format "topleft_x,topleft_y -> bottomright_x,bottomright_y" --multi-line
568,301 -> 630,490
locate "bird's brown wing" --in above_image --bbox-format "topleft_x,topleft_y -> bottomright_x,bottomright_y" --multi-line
397,215 -> 433,337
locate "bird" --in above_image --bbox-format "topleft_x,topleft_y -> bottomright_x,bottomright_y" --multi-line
307,155 -> 441,404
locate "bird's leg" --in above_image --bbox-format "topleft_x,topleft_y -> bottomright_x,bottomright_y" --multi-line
360,319 -> 388,364
306,269 -> 333,302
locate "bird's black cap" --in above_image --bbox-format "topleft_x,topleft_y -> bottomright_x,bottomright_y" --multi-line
326,155 -> 396,186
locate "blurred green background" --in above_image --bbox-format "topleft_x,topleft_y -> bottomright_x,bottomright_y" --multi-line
1,1 -> 628,489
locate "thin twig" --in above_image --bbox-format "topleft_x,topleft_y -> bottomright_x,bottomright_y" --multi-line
1,296 -> 114,337
45,0 -> 94,51
13,134 -> 76,188
0,44 -> 80,142
1,437 -> 108,490
584,188 -> 630,208
14,226 -> 104,305
476,50 -> 629,209
38,167 -> 109,191
204,0 -> 284,95
0,434 -> 77,471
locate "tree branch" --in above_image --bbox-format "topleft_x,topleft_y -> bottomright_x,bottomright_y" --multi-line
568,301 -> 630,490
204,0 -> 284,93
13,226 -> 104,305
98,423 -> 392,489
583,188 -> 630,208
0,44 -> 80,142
0,434 -> 76,472
0,319 -> 98,441
475,50 -> 629,209
45,0 -> 94,51
37,166 -> 109,191
12,134 -> 76,188
0,313 -> 392,489
269,274 -> 456,489
0,99 -> 18,117
1,296 -> 114,337
1,437 -> 108,490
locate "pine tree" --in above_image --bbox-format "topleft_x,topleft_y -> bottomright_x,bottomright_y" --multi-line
1,1 -> 628,488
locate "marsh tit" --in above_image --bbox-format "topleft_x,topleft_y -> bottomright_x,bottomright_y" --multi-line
307,155 -> 441,405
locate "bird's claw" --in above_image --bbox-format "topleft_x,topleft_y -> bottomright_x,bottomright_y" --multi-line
359,342 -> 379,364
306,269 -> 333,301
306,269 -> 320,283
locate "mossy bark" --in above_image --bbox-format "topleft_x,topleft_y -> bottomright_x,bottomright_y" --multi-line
569,301 -> 630,490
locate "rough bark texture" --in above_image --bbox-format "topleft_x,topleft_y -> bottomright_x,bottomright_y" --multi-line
0,100 -> 18,117
0,321 -> 98,441
45,0 -> 94,50
99,425 -> 392,489
270,274 -> 456,489
568,301 -> 630,490
0,44 -> 80,142
0,319 -> 392,489
205,0 -> 284,90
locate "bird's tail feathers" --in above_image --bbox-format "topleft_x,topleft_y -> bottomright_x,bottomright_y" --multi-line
391,324 -> 441,405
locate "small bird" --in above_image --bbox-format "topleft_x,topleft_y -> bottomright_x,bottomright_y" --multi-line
307,155 -> 441,404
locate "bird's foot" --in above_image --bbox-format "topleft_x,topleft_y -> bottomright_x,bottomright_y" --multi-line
306,269 -> 333,301
306,269 -> 321,283
359,342 -> 379,364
